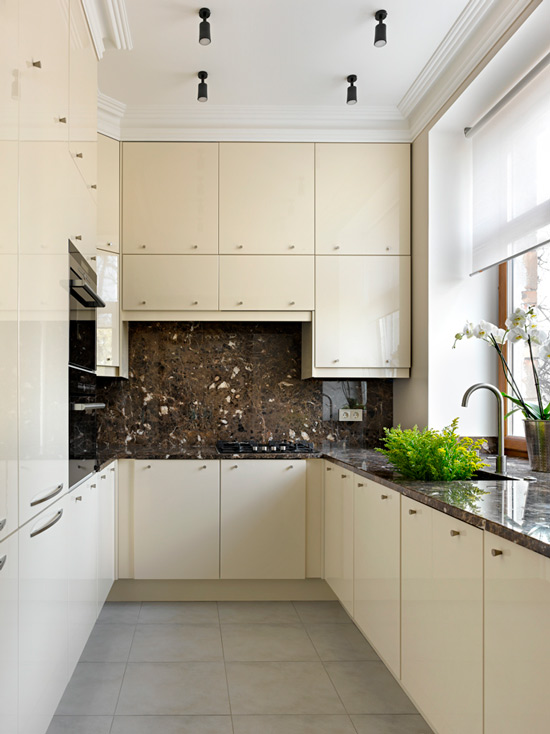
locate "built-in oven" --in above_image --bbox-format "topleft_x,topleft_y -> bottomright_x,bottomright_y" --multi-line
69,242 -> 106,488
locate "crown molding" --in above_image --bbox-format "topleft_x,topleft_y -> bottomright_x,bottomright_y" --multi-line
98,91 -> 126,138
107,103 -> 410,142
82,0 -> 132,60
402,0 -> 537,139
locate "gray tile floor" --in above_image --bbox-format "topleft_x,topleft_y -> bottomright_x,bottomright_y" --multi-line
48,601 -> 433,734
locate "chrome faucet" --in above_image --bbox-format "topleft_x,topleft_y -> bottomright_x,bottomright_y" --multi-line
461,383 -> 507,475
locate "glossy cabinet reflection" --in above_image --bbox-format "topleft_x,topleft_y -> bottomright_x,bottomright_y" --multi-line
123,142 -> 219,255
316,143 -> 410,255
324,462 -> 353,615
221,460 -> 306,579
401,497 -> 483,734
315,255 -> 411,369
484,533 -> 550,734
219,143 -> 314,255
0,533 -> 18,734
97,134 -> 120,252
19,495 -> 69,734
354,478 -> 400,677
133,461 -> 220,579
97,250 -> 121,367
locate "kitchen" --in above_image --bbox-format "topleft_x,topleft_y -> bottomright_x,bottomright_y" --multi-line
1,1 -> 550,733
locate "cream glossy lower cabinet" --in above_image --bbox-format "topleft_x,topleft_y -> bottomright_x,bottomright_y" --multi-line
324,462 -> 353,615
0,532 -> 18,734
484,533 -> 550,734
353,477 -> 400,678
401,497 -> 483,734
133,461 -> 220,579
220,460 -> 306,579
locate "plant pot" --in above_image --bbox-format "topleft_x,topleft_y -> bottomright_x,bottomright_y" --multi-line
524,420 -> 550,472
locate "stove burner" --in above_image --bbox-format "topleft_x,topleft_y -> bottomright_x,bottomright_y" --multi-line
216,439 -> 315,455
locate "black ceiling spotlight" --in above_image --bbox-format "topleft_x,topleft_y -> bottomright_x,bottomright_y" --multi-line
199,7 -> 211,45
197,71 -> 208,102
374,9 -> 387,47
346,75 -> 357,105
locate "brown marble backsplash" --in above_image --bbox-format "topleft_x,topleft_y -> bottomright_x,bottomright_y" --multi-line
96,322 -> 393,456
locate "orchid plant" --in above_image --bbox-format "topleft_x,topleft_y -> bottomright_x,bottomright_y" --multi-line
454,306 -> 550,421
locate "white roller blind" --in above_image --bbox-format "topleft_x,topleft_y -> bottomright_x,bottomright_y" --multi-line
472,60 -> 550,274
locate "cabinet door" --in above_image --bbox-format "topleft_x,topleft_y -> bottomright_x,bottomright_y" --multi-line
19,142 -> 69,527
316,144 -> 410,255
324,462 -> 353,615
401,497 -> 483,734
134,460 -> 220,579
221,460 -> 306,579
219,143 -> 314,255
67,478 -> 98,667
19,496 -> 69,734
97,251 -> 121,367
97,463 -> 116,609
354,477 -> 400,677
0,533 -> 18,734
485,533 -> 550,734
19,0 -> 69,142
0,0 -> 19,541
219,255 -> 314,311
315,255 -> 410,369
123,142 -> 218,254
68,0 -> 97,162
98,134 -> 120,252
123,254 -> 219,311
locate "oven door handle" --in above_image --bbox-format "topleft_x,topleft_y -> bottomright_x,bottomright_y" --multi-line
71,402 -> 106,412
70,279 -> 106,308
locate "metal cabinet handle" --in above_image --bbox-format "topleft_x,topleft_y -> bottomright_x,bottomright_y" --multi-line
231,465 -> 238,469
71,402 -> 106,412
192,301 -> 199,305
0,555 -> 6,571
408,509 -> 417,515
0,518 -> 6,532
341,474 -> 347,479
32,60 -> 42,68
381,494 -> 388,500
199,465 -> 207,470
140,301 -> 147,305
140,245 -> 146,249
326,467 -> 332,471
145,464 -> 152,469
30,509 -> 63,538
76,152 -> 83,158
287,465 -> 294,469
90,484 -> 97,488
75,496 -> 83,502
491,549 -> 503,556
357,482 -> 364,487
58,116 -> 67,123
450,530 -> 460,537
237,245 -> 243,249
74,234 -> 82,240
101,474 -> 106,479
289,245 -> 295,249
110,467 -> 116,472
333,359 -> 340,363
91,184 -> 97,189
30,483 -> 63,507
334,245 -> 340,250
192,245 -> 198,249
237,301 -> 243,306
289,301 -> 295,306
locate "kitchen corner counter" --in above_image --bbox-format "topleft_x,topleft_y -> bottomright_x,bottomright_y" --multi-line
321,445 -> 550,558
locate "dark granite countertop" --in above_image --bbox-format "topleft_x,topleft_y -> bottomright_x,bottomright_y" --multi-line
98,444 -> 550,558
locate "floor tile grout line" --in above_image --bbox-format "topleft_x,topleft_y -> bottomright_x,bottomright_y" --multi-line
217,602 -> 236,734
108,621 -> 139,729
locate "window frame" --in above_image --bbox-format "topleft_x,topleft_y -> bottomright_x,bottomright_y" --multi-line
499,262 -> 528,457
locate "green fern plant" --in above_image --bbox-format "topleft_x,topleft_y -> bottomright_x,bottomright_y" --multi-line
376,418 -> 488,481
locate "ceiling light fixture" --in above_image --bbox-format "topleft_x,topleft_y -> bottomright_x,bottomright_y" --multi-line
346,75 -> 357,105
197,71 -> 208,102
374,9 -> 387,47
199,8 -> 211,45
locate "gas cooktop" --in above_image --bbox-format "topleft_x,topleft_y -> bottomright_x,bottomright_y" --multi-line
216,439 -> 315,455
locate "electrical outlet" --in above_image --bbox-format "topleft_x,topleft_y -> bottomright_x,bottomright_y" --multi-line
339,408 -> 363,422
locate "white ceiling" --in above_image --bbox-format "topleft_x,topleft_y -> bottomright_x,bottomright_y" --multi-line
93,0 -> 537,141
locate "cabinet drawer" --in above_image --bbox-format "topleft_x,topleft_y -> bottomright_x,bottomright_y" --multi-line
123,255 -> 219,311
220,255 -> 313,311
316,143 -> 410,255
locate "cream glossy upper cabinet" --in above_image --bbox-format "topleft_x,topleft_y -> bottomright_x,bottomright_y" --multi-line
123,143 -> 218,255
315,255 -> 410,369
484,533 -> 550,734
123,255 -> 218,311
221,460 -> 306,579
19,0 -> 69,141
133,461 -> 220,579
401,497 -> 483,734
0,533 -> 18,734
354,477 -> 400,678
324,462 -> 353,616
97,134 -> 120,252
316,144 -> 410,255
219,255 -> 314,311
97,250 -> 121,367
69,0 -> 97,166
0,0 -> 19,541
219,143 -> 314,254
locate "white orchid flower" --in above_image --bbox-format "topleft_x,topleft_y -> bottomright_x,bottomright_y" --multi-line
540,341 -> 550,360
505,307 -> 528,330
493,328 -> 506,344
473,320 -> 498,340
529,329 -> 547,345
462,321 -> 475,338
506,326 -> 528,343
